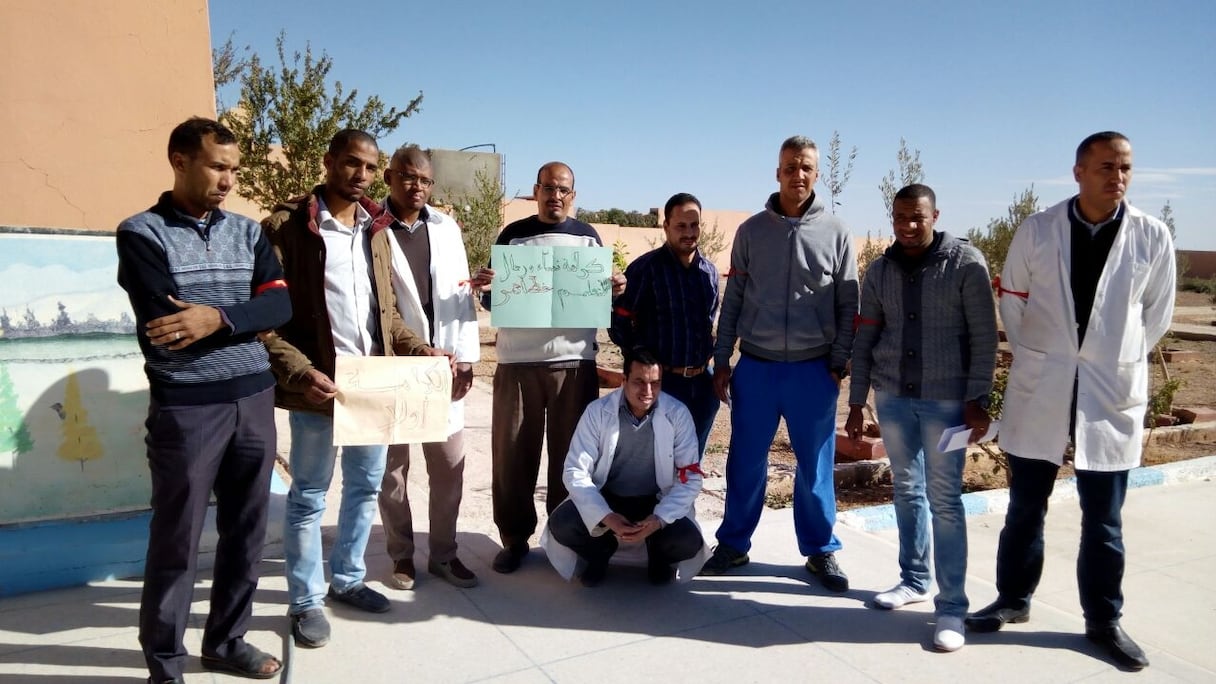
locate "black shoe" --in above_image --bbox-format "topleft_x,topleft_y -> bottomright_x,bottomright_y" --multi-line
492,544 -> 528,574
291,607 -> 331,648
648,558 -> 676,585
700,544 -> 749,575
1086,623 -> 1149,671
805,552 -> 849,592
965,598 -> 1030,632
580,559 -> 609,588
327,583 -> 391,613
147,679 -> 185,684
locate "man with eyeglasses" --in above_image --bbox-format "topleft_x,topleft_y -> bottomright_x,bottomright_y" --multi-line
375,145 -> 481,592
470,161 -> 626,574
260,130 -> 451,650
702,136 -> 858,593
609,192 -> 720,457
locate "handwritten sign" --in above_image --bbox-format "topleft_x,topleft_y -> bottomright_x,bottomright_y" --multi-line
333,356 -> 452,446
490,245 -> 613,328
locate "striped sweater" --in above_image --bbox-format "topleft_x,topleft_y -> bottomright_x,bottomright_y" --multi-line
116,192 -> 291,405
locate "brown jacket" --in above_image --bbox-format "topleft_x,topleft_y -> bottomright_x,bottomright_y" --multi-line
260,186 -> 432,414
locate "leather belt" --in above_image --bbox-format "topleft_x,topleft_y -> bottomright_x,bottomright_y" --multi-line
664,365 -> 706,378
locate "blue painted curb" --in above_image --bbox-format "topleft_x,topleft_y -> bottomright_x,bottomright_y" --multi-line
837,454 -> 1216,532
0,472 -> 289,598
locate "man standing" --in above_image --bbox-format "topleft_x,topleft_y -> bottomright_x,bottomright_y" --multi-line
845,184 -> 997,652
702,135 -> 858,593
261,130 -> 448,649
541,347 -> 709,587
609,192 -> 720,456
471,161 -> 625,574
377,145 -> 480,591
118,117 -> 289,682
966,132 -> 1174,671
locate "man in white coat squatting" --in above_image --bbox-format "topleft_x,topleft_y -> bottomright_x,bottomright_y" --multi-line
540,347 -> 710,587
377,146 -> 482,590
966,132 -> 1175,672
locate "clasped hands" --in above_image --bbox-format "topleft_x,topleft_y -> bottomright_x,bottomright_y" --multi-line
600,512 -> 662,544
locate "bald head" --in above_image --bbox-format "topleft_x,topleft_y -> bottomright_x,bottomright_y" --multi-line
534,161 -> 576,224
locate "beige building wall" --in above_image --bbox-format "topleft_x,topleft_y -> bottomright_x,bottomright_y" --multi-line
0,0 -> 216,231
500,199 -> 878,276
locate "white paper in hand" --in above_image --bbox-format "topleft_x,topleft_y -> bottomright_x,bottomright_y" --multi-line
936,420 -> 1000,453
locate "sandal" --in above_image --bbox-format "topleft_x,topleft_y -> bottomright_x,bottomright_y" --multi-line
200,641 -> 282,680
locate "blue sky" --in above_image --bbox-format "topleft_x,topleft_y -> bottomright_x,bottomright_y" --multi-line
209,0 -> 1216,250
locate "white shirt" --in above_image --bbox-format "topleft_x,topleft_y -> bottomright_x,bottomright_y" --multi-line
318,198 -> 380,357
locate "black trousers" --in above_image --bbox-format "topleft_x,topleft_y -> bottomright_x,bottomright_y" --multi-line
994,454 -> 1129,626
548,493 -> 703,567
139,388 -> 276,681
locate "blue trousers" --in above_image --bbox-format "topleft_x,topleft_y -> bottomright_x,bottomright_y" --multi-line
995,454 -> 1128,626
661,369 -> 720,459
715,355 -> 842,556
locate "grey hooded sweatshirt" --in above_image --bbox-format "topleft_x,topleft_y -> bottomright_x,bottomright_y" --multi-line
714,192 -> 859,372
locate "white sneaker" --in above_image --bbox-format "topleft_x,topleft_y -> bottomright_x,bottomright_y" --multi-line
873,583 -> 930,610
934,615 -> 966,652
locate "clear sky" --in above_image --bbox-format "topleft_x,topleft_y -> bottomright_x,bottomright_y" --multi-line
208,0 -> 1216,250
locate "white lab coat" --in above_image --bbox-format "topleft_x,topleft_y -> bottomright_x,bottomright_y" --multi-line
539,390 -> 710,582
385,204 -> 480,436
999,199 -> 1175,471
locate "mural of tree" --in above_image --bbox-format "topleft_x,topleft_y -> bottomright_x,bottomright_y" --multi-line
57,371 -> 102,471
0,363 -> 34,456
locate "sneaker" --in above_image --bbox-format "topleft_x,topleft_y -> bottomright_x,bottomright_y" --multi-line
428,557 -> 479,588
388,559 -> 416,590
805,552 -> 849,592
492,544 -> 528,574
934,615 -> 966,652
327,583 -> 391,613
699,544 -> 750,575
290,608 -> 330,648
873,583 -> 930,610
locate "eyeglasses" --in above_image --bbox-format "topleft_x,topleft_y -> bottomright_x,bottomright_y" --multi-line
391,171 -> 435,188
537,184 -> 574,198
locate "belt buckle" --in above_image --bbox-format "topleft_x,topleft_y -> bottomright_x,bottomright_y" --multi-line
681,366 -> 696,378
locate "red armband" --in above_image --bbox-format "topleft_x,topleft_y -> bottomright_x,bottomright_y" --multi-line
254,279 -> 288,296
677,462 -> 704,484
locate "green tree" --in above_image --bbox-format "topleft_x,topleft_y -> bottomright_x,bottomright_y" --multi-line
218,32 -> 424,213
0,363 -> 34,456
576,208 -> 658,227
437,170 -> 504,273
57,371 -> 101,472
210,33 -> 248,113
1160,200 -> 1189,279
878,138 -> 925,219
820,130 -> 857,215
966,186 -> 1040,278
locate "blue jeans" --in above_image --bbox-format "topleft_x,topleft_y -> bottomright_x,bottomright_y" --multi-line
661,369 -> 720,458
715,355 -> 841,556
284,411 -> 387,614
873,393 -> 969,618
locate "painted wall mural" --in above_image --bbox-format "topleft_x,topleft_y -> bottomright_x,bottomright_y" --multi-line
0,230 -> 151,523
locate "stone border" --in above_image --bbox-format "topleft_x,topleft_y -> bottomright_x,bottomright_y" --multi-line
837,453 -> 1216,532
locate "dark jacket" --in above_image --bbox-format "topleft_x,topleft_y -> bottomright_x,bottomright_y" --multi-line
260,186 -> 432,414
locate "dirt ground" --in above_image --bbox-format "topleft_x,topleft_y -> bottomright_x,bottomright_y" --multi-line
475,290 -> 1216,512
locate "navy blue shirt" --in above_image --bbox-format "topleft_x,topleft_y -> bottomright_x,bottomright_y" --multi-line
609,245 -> 719,368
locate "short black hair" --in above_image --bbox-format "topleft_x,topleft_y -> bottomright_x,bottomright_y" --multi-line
893,183 -> 936,209
622,346 -> 661,377
663,193 -> 702,223
1076,131 -> 1130,165
390,144 -> 431,170
167,117 -> 236,160
328,128 -> 378,157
